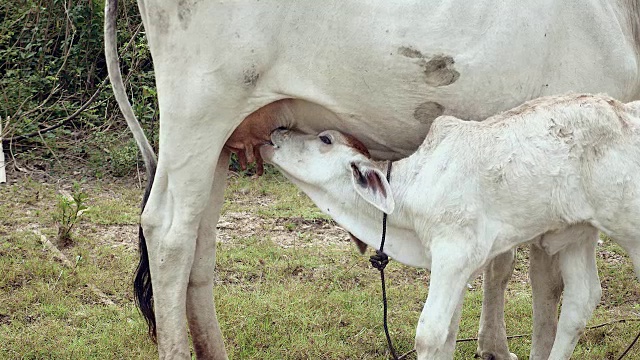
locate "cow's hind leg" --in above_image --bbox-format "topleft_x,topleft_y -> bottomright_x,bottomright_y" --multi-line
477,249 -> 518,360
186,151 -> 230,359
547,226 -> 601,360
611,228 -> 640,281
140,91 -> 244,358
529,242 -> 563,360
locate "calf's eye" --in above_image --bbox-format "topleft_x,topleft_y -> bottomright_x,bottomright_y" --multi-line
319,135 -> 332,145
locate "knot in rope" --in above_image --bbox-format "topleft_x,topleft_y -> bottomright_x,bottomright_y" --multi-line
370,250 -> 390,271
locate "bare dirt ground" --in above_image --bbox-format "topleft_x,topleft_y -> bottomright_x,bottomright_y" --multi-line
89,211 -> 353,252
217,211 -> 352,248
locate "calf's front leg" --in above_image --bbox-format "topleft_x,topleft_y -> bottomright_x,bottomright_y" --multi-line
415,237 -> 487,360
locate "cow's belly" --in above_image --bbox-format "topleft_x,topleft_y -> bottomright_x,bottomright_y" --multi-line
143,0 -> 639,159
225,1 -> 638,159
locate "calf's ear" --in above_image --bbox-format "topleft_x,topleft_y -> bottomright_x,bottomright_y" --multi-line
350,161 -> 395,214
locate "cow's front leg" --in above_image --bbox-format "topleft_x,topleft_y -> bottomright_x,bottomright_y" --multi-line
477,249 -> 518,360
529,242 -> 563,360
415,237 -> 487,360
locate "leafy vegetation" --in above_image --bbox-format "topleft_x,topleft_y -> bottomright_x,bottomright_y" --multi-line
1,0 -> 155,177
52,182 -> 88,246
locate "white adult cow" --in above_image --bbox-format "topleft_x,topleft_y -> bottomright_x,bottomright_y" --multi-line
104,0 -> 640,359
260,93 -> 640,359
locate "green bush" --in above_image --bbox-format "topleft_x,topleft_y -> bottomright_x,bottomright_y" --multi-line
1,1 -> 263,178
1,0 -> 157,176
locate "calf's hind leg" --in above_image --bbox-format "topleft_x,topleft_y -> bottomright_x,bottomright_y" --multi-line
546,226 -> 601,360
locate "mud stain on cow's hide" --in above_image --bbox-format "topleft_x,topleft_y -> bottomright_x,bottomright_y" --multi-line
178,0 -> 199,30
243,66 -> 260,87
413,101 -> 445,126
398,46 -> 460,87
151,8 -> 170,35
422,55 -> 460,87
398,46 -> 424,59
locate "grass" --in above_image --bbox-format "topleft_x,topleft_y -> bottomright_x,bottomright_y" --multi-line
1,171 -> 639,359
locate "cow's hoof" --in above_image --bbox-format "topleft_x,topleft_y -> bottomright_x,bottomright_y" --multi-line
474,352 -> 518,360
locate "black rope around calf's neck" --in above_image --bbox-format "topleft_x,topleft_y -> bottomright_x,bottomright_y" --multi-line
369,161 -> 416,360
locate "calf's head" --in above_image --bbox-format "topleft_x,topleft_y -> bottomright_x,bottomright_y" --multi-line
260,129 -> 395,214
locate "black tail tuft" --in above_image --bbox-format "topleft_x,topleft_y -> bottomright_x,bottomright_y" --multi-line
134,223 -> 156,342
134,167 -> 157,342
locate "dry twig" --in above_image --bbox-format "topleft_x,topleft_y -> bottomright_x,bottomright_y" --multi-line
455,318 -> 640,343
32,227 -> 115,307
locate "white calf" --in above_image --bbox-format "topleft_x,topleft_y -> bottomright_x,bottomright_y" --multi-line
261,93 -> 640,360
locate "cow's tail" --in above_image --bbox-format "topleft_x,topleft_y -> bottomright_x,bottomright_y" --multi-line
104,0 -> 158,341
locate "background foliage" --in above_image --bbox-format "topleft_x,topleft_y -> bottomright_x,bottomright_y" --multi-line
1,0 -> 157,178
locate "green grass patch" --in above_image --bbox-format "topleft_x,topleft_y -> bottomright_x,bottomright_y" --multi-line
0,174 -> 639,359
